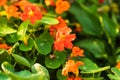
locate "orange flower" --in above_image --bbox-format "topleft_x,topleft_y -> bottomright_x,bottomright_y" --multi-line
62,60 -> 84,76
45,0 -> 55,6
67,76 -> 82,80
55,0 -> 70,14
4,5 -> 21,19
21,4 -> 42,24
0,44 -> 12,50
50,16 -> 67,37
71,46 -> 84,57
116,62 -> 120,69
15,0 -> 31,11
54,27 -> 76,51
0,0 -> 7,6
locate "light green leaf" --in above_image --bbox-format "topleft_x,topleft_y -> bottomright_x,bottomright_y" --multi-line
79,58 -> 98,72
111,67 -> 120,76
17,21 -> 29,40
0,17 -> 16,36
40,17 -> 59,25
32,63 -> 50,80
0,71 -> 9,80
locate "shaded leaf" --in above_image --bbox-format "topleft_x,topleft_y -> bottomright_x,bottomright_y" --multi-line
6,33 -> 18,43
75,38 -> 107,58
0,50 -> 10,65
57,69 -> 67,80
69,4 -> 102,36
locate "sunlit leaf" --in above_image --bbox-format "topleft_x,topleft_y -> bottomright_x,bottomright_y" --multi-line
40,17 -> 59,25
17,20 -> 29,40
19,38 -> 34,51
12,54 -> 31,68
34,31 -> 54,55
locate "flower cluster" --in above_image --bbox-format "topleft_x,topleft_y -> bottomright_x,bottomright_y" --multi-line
2,0 -> 42,24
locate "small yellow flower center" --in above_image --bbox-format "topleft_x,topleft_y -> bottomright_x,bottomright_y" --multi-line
28,10 -> 34,17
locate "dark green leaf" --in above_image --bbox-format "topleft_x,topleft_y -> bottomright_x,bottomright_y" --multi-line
0,50 -> 11,65
6,33 -> 18,43
45,56 -> 60,69
75,39 -> 107,58
19,38 -> 34,51
34,31 -> 54,55
57,69 -> 67,80
69,4 -> 102,36
54,51 -> 66,64
101,14 -> 119,47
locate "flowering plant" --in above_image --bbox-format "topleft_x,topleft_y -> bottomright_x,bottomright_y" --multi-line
0,0 -> 120,80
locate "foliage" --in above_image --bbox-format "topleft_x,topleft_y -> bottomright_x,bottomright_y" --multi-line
0,0 -> 120,80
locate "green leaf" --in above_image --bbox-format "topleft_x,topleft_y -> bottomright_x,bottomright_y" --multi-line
69,4 -> 102,36
34,31 -> 54,55
57,69 -> 67,80
45,56 -> 61,69
15,70 -> 31,77
17,21 -> 29,40
0,71 -> 9,80
75,38 -> 107,58
0,50 -> 10,65
6,33 -> 18,43
108,74 -> 120,80
100,14 -> 118,47
19,38 -> 34,51
79,58 -> 99,72
82,77 -> 104,80
1,62 -> 20,80
111,67 -> 120,76
12,54 -> 31,68
32,63 -> 50,80
1,61 -> 14,73
54,51 -> 66,64
0,17 -> 17,36
40,17 -> 59,25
